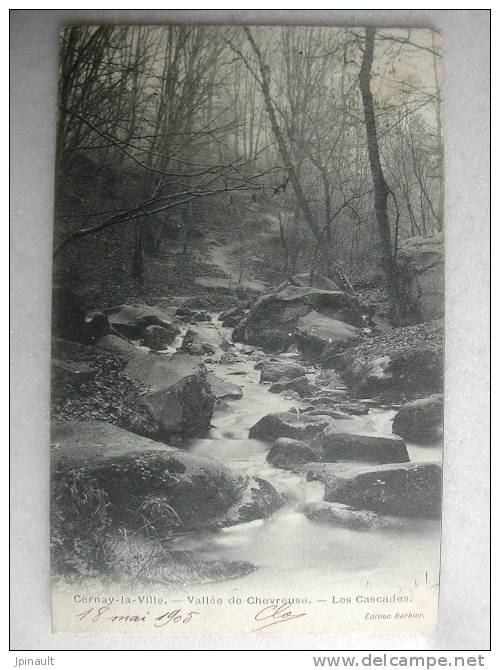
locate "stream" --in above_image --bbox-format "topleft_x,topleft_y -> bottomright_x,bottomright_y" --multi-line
168,319 -> 442,599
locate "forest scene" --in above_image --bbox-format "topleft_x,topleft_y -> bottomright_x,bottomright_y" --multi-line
50,24 -> 444,597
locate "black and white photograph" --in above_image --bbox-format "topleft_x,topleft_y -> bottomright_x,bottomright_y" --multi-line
46,22 -> 449,636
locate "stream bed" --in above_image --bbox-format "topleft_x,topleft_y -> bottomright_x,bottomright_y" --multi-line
169,322 -> 442,598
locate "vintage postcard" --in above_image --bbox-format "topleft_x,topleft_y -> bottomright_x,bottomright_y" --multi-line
50,24 -> 444,636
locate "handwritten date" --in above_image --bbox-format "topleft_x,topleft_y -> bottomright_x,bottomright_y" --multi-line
76,606 -> 199,627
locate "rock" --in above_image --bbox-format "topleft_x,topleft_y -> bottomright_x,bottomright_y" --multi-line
302,391 -> 349,406
180,329 -> 205,355
97,334 -> 144,363
51,421 -> 246,533
83,311 -> 111,344
276,272 -> 342,292
52,286 -> 85,342
175,306 -> 212,322
141,366 -> 215,437
206,373 -> 243,400
220,351 -> 242,365
181,296 -> 213,310
302,408 -> 353,420
142,324 -> 178,350
181,325 -> 228,356
392,394 -> 444,443
300,501 -> 389,530
315,433 -> 409,464
104,304 -> 178,339
51,359 -> 97,388
296,311 -> 361,359
249,412 -> 329,443
396,233 -> 444,321
259,360 -> 306,383
269,376 -> 317,397
125,352 -> 201,389
114,407 -> 161,440
267,438 -> 318,469
224,477 -> 284,524
336,401 -> 369,415
219,306 -> 247,328
323,462 -> 442,518
103,347 -> 215,437
333,321 -> 444,398
233,285 -> 362,351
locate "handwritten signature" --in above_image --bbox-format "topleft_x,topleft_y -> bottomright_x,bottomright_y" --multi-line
250,603 -> 307,632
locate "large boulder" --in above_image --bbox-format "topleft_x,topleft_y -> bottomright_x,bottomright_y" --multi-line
141,366 -> 215,437
314,433 -> 409,464
392,394 -> 444,443
97,346 -> 216,438
396,233 -> 444,321
233,285 -> 362,351
51,421 -> 246,533
249,412 -> 330,443
259,360 -> 306,383
296,311 -> 361,360
104,304 -> 178,340
266,438 -> 318,469
323,462 -> 442,518
333,321 -> 444,399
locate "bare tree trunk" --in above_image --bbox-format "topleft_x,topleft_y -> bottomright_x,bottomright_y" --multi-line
358,27 -> 400,318
244,27 -> 356,296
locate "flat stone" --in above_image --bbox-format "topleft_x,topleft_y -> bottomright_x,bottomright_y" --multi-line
296,311 -> 361,359
259,360 -> 306,383
206,373 -> 243,400
267,438 -> 319,469
315,433 -> 409,464
269,376 -> 317,397
104,304 -> 177,339
249,412 -> 330,443
300,501 -> 390,530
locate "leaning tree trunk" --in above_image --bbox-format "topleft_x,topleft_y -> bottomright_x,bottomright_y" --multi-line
244,27 -> 356,297
358,27 -> 400,319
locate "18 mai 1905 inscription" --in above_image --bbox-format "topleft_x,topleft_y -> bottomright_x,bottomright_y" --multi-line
50,24 -> 444,635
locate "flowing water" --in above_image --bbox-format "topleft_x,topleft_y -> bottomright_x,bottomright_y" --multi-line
169,321 -> 442,598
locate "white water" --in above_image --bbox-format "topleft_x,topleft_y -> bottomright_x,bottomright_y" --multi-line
170,328 -> 443,596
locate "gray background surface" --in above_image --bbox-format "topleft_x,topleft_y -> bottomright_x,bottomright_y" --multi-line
10,9 -> 490,651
